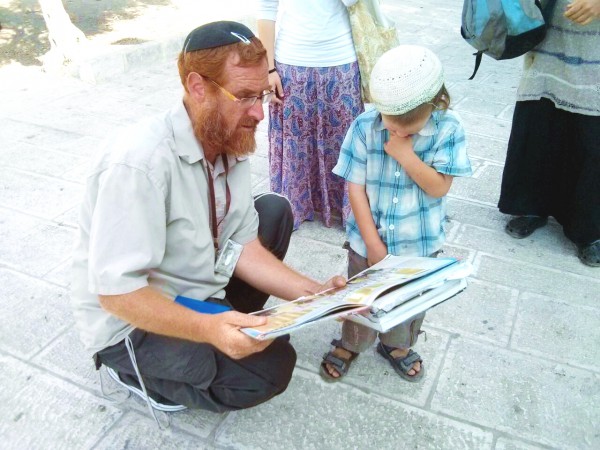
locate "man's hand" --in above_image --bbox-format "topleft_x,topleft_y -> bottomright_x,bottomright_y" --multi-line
206,311 -> 273,359
316,275 -> 347,293
367,240 -> 388,267
268,71 -> 284,105
384,134 -> 414,164
565,0 -> 600,25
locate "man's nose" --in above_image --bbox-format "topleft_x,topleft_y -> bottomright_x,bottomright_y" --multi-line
247,101 -> 265,121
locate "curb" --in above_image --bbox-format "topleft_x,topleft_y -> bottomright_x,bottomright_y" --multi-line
68,15 -> 255,84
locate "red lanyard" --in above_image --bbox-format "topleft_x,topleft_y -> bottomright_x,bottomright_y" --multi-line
205,155 -> 231,253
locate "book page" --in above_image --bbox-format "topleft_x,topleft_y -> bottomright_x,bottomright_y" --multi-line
241,256 -> 457,339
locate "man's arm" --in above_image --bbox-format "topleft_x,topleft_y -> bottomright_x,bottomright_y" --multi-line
99,287 -> 272,359
234,238 -> 346,301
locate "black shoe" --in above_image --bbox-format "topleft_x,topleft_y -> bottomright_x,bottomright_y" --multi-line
577,240 -> 600,267
505,216 -> 548,239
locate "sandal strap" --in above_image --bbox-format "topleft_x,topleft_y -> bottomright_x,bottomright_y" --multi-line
398,350 -> 422,372
330,338 -> 344,348
322,353 -> 350,375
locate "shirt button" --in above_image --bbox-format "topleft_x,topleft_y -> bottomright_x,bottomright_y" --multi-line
395,171 -> 401,177
389,224 -> 395,230
392,197 -> 398,203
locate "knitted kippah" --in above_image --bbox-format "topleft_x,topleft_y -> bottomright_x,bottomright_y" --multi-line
183,21 -> 254,53
370,45 -> 444,115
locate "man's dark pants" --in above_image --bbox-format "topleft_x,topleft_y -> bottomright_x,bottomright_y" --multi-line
96,193 -> 296,412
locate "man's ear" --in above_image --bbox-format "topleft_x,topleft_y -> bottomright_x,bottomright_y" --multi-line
186,72 -> 205,101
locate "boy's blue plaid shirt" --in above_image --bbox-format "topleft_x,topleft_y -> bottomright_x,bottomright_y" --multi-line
333,108 -> 472,258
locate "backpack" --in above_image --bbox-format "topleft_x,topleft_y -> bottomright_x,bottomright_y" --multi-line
461,0 -> 557,79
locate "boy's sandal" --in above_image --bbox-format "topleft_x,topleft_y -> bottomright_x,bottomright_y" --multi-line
578,240 -> 600,267
319,339 -> 359,382
376,342 -> 425,383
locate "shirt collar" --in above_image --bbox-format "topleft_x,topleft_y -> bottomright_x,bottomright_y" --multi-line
373,111 -> 437,137
170,100 -> 247,167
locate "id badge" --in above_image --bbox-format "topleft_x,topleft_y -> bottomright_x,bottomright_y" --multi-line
215,239 -> 243,277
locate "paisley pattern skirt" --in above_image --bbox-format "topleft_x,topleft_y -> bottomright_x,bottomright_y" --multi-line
268,61 -> 363,229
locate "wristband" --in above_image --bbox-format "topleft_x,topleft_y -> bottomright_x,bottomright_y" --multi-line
268,68 -> 277,74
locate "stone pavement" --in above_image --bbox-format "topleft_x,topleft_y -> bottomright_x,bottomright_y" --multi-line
1,0 -> 598,448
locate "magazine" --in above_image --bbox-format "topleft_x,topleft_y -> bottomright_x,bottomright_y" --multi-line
241,255 -> 467,340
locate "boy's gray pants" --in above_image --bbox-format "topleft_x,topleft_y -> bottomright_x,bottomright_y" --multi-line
341,246 -> 427,353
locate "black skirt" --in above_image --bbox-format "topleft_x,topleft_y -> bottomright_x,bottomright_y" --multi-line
498,98 -> 600,245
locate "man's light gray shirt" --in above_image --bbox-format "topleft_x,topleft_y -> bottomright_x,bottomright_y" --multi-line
71,101 -> 259,354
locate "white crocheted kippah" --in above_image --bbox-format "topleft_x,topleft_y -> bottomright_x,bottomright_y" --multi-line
370,45 -> 444,115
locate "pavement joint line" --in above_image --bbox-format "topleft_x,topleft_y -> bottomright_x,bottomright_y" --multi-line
447,194 -> 497,208
423,326 -> 454,410
471,251 -> 599,281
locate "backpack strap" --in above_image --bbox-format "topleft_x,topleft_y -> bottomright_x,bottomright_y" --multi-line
541,0 -> 558,21
468,50 -> 484,80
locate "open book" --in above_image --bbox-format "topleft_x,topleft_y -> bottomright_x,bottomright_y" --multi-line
241,255 -> 470,340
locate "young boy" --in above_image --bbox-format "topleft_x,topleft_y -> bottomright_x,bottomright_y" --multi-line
321,45 -> 472,382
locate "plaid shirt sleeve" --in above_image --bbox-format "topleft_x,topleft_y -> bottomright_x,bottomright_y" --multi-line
431,112 -> 473,177
333,117 -> 369,185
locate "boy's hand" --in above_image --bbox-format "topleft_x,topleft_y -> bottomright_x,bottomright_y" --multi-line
384,133 -> 414,164
367,240 -> 388,267
565,0 -> 600,25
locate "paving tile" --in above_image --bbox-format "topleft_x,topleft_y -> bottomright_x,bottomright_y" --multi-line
53,206 -> 80,228
465,133 -> 508,163
512,293 -> 600,371
50,134 -> 104,158
455,96 -> 509,117
0,223 -> 74,277
0,268 -> 72,358
0,206 -> 45,243
495,437 -> 547,449
454,224 -> 594,276
0,354 -> 122,450
432,338 -> 600,448
284,235 -> 347,282
61,159 -> 92,184
474,254 -> 600,308
426,279 -> 517,347
2,140 -> 87,178
0,118 -> 84,148
292,321 -> 449,408
460,111 -> 512,141
32,327 -> 99,389
43,258 -> 74,287
216,368 -> 493,449
293,219 -> 347,248
445,198 -> 507,234
451,163 -> 504,206
0,167 -> 83,219
95,411 -> 211,449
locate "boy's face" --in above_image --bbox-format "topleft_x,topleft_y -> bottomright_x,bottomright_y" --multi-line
382,112 -> 430,138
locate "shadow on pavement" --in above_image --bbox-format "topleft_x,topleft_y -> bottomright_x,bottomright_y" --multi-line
0,0 -> 169,66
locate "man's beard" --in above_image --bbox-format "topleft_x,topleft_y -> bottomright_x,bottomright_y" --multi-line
191,101 -> 258,159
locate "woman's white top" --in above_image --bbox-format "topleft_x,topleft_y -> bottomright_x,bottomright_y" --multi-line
257,0 -> 358,67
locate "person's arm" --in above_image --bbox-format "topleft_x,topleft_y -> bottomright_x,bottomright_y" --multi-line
257,19 -> 283,103
384,134 -> 453,198
234,238 -> 346,300
99,287 -> 272,359
564,0 -> 600,25
347,182 -> 388,266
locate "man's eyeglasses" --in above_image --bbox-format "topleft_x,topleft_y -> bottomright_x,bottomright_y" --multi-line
203,76 -> 275,108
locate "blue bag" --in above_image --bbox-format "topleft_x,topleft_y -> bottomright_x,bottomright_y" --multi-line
461,0 -> 557,79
